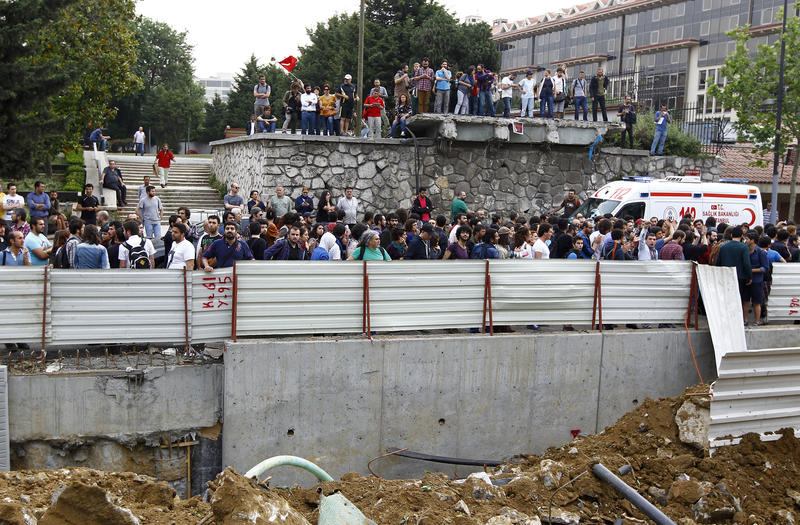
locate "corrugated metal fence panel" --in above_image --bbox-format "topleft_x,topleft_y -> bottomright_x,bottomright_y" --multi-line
0,267 -> 49,344
695,265 -> 747,371
192,268 -> 232,342
0,366 -> 8,471
235,261 -> 363,336
490,260 -> 597,324
367,261 -> 485,331
50,270 -> 187,344
709,346 -> 800,448
599,261 -> 693,322
767,264 -> 800,322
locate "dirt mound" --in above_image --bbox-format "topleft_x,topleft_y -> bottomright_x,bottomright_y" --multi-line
1,386 -> 798,523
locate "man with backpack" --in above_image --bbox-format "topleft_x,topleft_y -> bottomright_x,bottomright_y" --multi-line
202,221 -> 254,270
119,220 -> 155,269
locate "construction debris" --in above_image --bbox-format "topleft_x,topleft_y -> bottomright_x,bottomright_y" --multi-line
1,386 -> 799,523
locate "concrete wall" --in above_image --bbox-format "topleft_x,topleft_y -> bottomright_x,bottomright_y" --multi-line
8,364 -> 224,444
223,328 -> 733,485
210,132 -> 720,218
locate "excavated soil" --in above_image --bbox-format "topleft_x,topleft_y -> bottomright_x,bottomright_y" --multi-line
2,386 -> 800,524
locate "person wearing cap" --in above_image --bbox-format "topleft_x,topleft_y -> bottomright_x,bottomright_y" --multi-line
405,222 -> 435,259
411,187 -> 433,222
339,74 -> 358,136
519,69 -> 537,118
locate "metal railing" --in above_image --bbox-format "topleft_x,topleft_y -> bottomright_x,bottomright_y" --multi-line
0,261 -> 795,347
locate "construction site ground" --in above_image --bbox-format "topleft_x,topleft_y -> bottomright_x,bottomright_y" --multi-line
1,386 -> 798,524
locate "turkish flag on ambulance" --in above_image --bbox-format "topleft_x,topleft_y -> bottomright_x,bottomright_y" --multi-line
278,56 -> 298,72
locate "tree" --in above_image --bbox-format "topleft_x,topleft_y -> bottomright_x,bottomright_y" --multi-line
36,0 -> 141,145
111,17 -> 203,149
709,6 -> 800,219
200,94 -> 229,142
0,0 -> 75,180
225,56 -> 293,126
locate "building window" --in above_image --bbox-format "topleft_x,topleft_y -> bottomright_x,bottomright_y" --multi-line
674,2 -> 686,16
587,42 -> 596,54
552,31 -> 560,42
702,0 -> 712,10
674,26 -> 684,40
651,30 -> 659,45
624,56 -> 635,70
669,73 -> 679,87
586,23 -> 597,35
608,39 -> 616,52
699,45 -> 709,60
728,15 -> 739,30
671,51 -> 680,64
706,95 -> 714,113
628,13 -> 638,25
699,70 -> 707,90
647,54 -> 656,67
652,8 -> 661,21
761,8 -> 774,24
608,18 -> 617,30
668,96 -> 677,108
627,35 -> 636,48
570,46 -> 577,58
700,20 -> 711,36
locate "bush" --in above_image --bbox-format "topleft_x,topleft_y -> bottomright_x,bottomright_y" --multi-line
631,111 -> 702,158
65,165 -> 85,176
63,171 -> 84,191
64,150 -> 84,165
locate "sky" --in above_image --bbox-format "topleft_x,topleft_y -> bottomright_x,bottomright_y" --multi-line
135,0 -> 575,78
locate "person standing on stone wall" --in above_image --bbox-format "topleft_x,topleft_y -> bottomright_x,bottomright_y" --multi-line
339,74 -> 358,136
283,81 -> 303,134
519,69 -> 537,118
253,74 -> 271,118
373,79 -> 390,132
617,95 -> 637,148
394,64 -> 410,106
570,71 -> 588,121
476,65 -> 495,117
434,60 -> 452,114
300,84 -> 319,136
337,187 -> 359,227
552,68 -> 567,119
590,68 -> 609,122
499,73 -> 519,118
650,104 -> 671,156
413,58 -> 434,114
363,88 -> 385,139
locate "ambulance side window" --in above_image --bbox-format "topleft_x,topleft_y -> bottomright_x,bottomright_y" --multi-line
615,202 -> 645,220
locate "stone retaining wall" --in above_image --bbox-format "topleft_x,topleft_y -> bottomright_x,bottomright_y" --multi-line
211,133 -> 720,216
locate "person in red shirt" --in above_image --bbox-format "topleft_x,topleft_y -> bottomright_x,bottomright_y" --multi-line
154,143 -> 175,188
411,187 -> 432,222
363,88 -> 384,139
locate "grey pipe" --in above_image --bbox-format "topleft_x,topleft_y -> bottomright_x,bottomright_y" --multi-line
591,463 -> 676,525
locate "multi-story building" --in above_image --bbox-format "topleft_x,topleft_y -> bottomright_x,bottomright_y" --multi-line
196,74 -> 235,103
491,0 -> 785,116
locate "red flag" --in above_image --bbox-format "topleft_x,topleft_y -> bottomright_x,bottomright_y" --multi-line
278,56 -> 298,72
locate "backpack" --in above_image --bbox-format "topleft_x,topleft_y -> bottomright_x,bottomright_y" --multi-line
123,238 -> 151,269
470,242 -> 486,259
356,244 -> 387,260
54,245 -> 71,269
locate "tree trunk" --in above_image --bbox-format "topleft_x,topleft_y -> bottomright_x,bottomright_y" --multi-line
789,155 -> 799,222
44,154 -> 53,178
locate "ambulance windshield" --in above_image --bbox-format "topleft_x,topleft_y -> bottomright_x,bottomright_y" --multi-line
572,198 -> 620,219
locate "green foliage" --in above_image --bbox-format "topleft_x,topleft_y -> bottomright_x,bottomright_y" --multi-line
110,17 -> 205,148
709,5 -> 800,217
64,169 -> 85,191
200,94 -> 230,142
65,165 -> 85,176
632,111 -> 702,158
64,150 -> 85,165
209,172 -> 227,198
226,57 -> 293,127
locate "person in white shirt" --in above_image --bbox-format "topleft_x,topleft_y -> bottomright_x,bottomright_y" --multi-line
300,84 -> 318,136
133,126 -> 146,156
638,230 -> 659,261
2,183 -> 24,221
552,68 -> 568,119
336,187 -> 359,226
118,220 -> 156,269
533,223 -> 552,259
499,73 -> 519,118
519,70 -> 537,118
166,223 -> 195,269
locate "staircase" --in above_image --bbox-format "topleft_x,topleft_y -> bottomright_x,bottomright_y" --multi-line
106,155 -> 224,220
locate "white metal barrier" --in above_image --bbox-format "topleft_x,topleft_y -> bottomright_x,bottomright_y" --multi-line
1,260 -> 796,346
767,264 -> 800,322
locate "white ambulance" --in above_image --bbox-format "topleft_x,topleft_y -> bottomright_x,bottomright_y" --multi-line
572,176 -> 763,226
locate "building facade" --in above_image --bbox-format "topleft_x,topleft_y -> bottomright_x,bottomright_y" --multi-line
491,0 -> 785,115
196,74 -> 234,103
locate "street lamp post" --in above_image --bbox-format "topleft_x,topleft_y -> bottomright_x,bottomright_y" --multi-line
770,0 -> 788,225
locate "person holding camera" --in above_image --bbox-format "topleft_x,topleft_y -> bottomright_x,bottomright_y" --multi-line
617,95 -> 637,148
650,104 -> 671,156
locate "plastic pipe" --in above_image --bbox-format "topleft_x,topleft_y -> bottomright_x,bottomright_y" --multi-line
245,455 -> 334,482
592,463 -> 675,525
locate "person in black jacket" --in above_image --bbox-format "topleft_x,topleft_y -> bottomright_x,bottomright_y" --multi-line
246,114 -> 258,136
411,187 -> 433,222
589,68 -> 610,122
550,218 -> 574,258
616,96 -> 637,148
406,223 -> 435,259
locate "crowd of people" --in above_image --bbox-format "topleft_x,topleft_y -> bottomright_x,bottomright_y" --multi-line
1,177 -> 796,325
246,63 -> 643,140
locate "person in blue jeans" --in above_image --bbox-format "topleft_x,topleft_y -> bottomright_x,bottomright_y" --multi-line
570,71 -> 589,120
89,127 -> 109,151
476,64 -> 495,116
257,107 -> 277,132
538,69 -> 554,118
650,104 -> 670,155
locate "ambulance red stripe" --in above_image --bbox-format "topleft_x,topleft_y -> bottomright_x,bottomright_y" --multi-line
649,192 -> 693,197
703,193 -> 748,199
